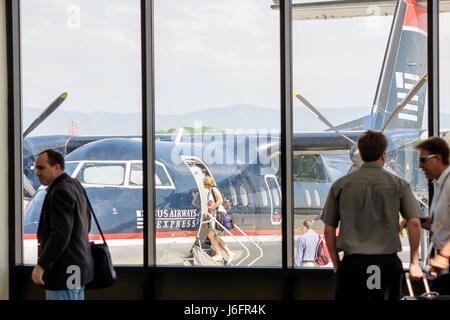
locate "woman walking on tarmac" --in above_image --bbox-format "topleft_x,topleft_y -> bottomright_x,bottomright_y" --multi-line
203,176 -> 235,265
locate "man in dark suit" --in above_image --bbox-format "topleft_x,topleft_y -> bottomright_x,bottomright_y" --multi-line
31,149 -> 94,300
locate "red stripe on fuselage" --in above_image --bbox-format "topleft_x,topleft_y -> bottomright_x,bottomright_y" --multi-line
23,229 -> 326,241
404,0 -> 427,33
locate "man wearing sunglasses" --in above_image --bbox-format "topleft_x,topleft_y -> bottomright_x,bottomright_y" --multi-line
414,136 -> 450,294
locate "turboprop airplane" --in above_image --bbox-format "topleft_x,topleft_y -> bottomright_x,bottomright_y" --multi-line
22,0 -> 436,266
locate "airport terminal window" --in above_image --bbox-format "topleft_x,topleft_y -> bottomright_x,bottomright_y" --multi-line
292,1 -> 429,269
10,0 -> 440,300
21,0 -> 143,266
154,0 -> 281,267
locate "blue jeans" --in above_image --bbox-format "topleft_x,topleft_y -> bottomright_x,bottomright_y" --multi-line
45,286 -> 85,300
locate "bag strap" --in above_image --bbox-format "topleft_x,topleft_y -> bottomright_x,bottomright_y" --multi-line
211,186 -> 226,203
80,183 -> 108,246
211,186 -> 218,202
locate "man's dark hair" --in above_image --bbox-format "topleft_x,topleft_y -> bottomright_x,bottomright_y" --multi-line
415,137 -> 450,166
39,149 -> 65,170
357,130 -> 388,162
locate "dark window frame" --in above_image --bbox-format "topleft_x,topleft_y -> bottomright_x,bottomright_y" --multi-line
7,0 -> 440,300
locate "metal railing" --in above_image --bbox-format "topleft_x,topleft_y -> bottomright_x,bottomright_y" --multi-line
197,211 -> 264,267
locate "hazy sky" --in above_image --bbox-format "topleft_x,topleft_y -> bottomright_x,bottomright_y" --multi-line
21,0 -> 450,120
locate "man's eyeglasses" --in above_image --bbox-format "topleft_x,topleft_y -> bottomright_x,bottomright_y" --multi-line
419,154 -> 437,164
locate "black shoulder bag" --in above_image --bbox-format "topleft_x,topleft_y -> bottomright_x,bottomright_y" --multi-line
83,188 -> 117,290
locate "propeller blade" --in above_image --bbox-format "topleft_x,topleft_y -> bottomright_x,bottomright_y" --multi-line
23,92 -> 68,138
381,73 -> 428,132
293,90 -> 356,145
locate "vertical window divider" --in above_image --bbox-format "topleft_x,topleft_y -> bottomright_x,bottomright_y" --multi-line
280,0 -> 294,300
7,0 -> 23,301
141,0 -> 156,300
428,0 -> 439,138
427,0 -> 439,217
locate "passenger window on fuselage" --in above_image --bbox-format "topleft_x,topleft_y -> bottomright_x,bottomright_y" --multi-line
239,185 -> 249,207
293,154 -> 330,183
259,187 -> 268,207
76,163 -> 126,185
229,186 -> 238,206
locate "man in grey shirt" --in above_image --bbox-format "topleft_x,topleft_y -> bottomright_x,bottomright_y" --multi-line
321,130 -> 423,300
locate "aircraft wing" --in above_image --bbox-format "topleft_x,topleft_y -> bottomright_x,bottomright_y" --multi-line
292,131 -> 362,152
271,0 -> 450,21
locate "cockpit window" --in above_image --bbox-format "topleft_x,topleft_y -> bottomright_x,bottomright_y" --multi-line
76,163 -> 126,185
155,163 -> 174,188
130,164 -> 143,186
293,154 -> 331,183
64,162 -> 79,176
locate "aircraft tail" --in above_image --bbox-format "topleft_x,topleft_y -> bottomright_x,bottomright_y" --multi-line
335,0 -> 427,131
371,0 -> 427,130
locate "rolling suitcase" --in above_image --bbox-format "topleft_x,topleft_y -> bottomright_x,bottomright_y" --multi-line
401,273 -> 439,300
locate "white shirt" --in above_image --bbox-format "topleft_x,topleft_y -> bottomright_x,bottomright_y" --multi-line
430,166 -> 450,250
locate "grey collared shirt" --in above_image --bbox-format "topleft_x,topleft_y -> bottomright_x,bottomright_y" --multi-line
321,162 -> 421,255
